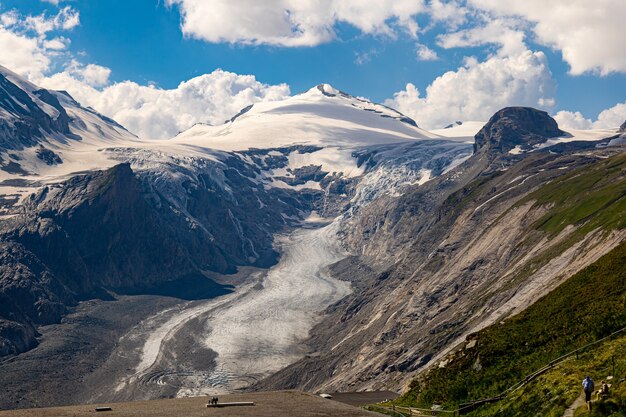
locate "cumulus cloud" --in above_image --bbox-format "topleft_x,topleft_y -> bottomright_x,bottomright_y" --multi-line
437,18 -> 527,57
385,50 -> 556,129
416,43 -> 438,61
0,7 -> 78,78
56,60 -> 112,87
40,69 -> 291,139
555,102 -> 626,130
165,0 -> 426,47
468,0 -> 626,75
0,26 -> 51,78
594,102 -> 626,128
427,0 -> 467,28
553,111 -> 593,130
24,6 -> 79,35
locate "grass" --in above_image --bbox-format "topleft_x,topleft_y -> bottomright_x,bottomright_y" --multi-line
468,334 -> 626,417
391,152 -> 626,416
396,240 -> 626,415
522,152 -> 626,236
496,152 -> 626,291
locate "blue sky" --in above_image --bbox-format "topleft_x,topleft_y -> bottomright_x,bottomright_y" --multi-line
0,0 -> 624,138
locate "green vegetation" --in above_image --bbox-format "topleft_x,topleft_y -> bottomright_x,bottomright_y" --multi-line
470,334 -> 626,417
397,240 -> 626,416
524,152 -> 626,235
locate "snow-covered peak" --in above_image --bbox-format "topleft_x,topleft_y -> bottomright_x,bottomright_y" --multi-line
302,83 -> 342,97
0,64 -> 41,94
431,121 -> 486,139
175,84 -> 434,152
0,65 -> 138,191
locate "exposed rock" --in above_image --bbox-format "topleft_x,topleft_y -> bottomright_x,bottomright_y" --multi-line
444,121 -> 463,129
277,165 -> 328,186
258,141 -> 626,393
473,107 -> 565,155
0,72 -> 71,150
36,147 -> 63,165
620,120 -> 626,133
0,157 -> 319,356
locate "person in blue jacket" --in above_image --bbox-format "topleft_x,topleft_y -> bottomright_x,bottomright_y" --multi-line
582,375 -> 595,410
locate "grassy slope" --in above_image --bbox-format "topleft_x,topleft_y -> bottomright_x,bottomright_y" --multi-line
525,152 -> 626,235
396,152 -> 626,415
472,333 -> 626,417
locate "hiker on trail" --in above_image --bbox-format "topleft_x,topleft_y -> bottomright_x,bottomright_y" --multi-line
582,375 -> 595,410
596,380 -> 610,401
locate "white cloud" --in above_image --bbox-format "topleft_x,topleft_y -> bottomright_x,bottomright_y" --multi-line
165,0 -> 426,47
437,18 -> 527,57
427,0 -> 467,29
0,10 -> 19,27
416,43 -> 438,61
0,7 -> 78,78
55,60 -> 112,87
43,36 -> 69,50
0,6 -> 289,140
594,102 -> 626,129
354,48 -> 380,65
553,111 -> 593,130
385,50 -> 556,129
78,64 -> 111,87
40,69 -> 291,139
468,0 -> 626,75
556,102 -> 626,130
0,26 -> 51,78
24,6 -> 79,35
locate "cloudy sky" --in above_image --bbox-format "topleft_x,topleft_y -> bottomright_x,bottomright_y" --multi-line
0,0 -> 625,139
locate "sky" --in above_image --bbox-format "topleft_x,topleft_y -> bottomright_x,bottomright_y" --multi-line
0,0 -> 625,139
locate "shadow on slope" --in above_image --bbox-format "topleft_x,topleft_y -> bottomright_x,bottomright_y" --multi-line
117,272 -> 234,301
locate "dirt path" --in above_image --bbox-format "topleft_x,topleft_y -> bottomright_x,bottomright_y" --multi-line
563,392 -> 585,417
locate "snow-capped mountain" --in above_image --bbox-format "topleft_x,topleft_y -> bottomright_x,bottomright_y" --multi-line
0,64 -> 134,167
0,77 -> 474,217
0,71 -> 472,363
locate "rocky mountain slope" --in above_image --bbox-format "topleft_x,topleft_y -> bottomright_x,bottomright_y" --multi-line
396,238 -> 626,416
256,108 -> 626,393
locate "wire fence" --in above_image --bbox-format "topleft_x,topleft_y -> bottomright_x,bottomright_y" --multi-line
372,326 -> 626,416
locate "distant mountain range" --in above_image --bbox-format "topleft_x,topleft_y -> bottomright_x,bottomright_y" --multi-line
0,65 -> 624,412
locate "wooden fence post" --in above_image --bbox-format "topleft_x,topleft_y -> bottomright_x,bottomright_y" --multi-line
612,355 -> 615,376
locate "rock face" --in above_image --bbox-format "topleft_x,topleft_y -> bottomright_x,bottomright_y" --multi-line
0,70 -> 71,150
473,107 -> 565,154
620,120 -> 626,133
0,157 -> 320,355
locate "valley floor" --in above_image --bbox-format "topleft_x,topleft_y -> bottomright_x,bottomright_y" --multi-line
0,217 -> 352,409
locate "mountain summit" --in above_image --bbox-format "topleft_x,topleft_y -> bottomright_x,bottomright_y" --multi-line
175,83 -> 434,152
474,106 -> 565,155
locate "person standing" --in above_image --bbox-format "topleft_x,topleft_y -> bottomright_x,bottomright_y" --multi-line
582,375 -> 595,410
